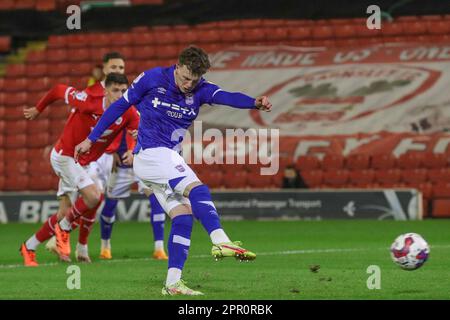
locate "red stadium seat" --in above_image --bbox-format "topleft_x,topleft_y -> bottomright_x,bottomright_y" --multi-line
5,148 -> 27,161
401,168 -> 427,184
68,63 -> 91,76
349,169 -> 375,185
295,155 -> 320,171
427,168 -> 450,183
401,21 -> 427,35
28,175 -> 56,190
174,29 -> 198,45
47,63 -> 70,77
196,30 -> 221,43
371,154 -> 397,169
322,154 -> 344,170
334,25 -> 357,38
312,25 -> 334,39
36,0 -> 56,11
224,171 -> 248,188
426,21 -> 450,35
3,78 -> 27,92
432,199 -> 450,218
4,175 -> 29,191
301,170 -> 323,188
88,33 -> 110,48
14,0 -> 36,10
217,20 -> 240,29
28,158 -> 54,176
154,31 -> 177,45
30,77 -> 51,92
0,0 -> 14,10
422,152 -> 447,169
374,169 -> 401,184
5,64 -> 26,78
7,120 -> 27,135
27,132 -> 50,148
432,182 -> 450,198
27,119 -> 50,134
239,19 -> 263,28
27,50 -> 47,63
323,170 -> 349,187
47,35 -> 67,49
47,48 -> 68,63
4,92 -> 27,106
242,28 -> 266,43
0,119 -> 4,133
133,46 -> 156,60
5,160 -> 28,175
345,153 -> 370,170
414,182 -> 433,200
130,32 -> 155,46
156,45 -> 179,59
3,105 -> 26,120
0,175 -> 4,190
27,91 -> 47,106
265,27 -> 289,43
380,22 -> 404,36
5,134 -> 27,149
68,48 -> 91,62
247,174 -> 274,189
397,153 -> 425,169
199,171 -> 224,189
27,63 -> 48,77
219,29 -> 243,43
262,19 -> 286,28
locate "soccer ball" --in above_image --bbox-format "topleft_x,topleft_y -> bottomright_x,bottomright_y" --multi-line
390,233 -> 430,270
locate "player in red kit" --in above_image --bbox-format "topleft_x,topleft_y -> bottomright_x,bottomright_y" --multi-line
20,73 -> 139,266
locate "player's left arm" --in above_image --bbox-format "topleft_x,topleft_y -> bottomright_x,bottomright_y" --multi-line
204,83 -> 272,112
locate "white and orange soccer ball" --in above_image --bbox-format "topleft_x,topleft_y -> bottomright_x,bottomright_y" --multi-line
390,233 -> 430,270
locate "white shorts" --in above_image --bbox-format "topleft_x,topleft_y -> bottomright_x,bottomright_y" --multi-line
133,147 -> 199,213
107,166 -> 151,198
50,148 -> 95,198
86,153 -> 114,193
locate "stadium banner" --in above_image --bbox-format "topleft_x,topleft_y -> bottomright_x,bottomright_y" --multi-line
0,189 -> 420,223
202,44 -> 450,138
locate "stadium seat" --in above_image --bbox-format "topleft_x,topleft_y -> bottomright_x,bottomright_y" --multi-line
47,63 -> 70,77
301,170 -> 323,188
426,21 -> 450,35
414,182 -> 433,200
68,48 -> 92,62
5,64 -> 26,78
68,63 -> 92,76
371,154 -> 397,169
397,153 -> 425,169
5,160 -> 28,175
28,158 -> 53,176
27,63 -> 48,77
30,77 -> 51,92
239,19 -> 263,28
295,155 -> 320,171
349,169 -> 375,185
287,27 -> 311,40
3,105 -> 26,120
3,78 -> 27,92
154,30 -> 177,45
345,153 -> 370,170
200,171 -> 224,189
27,119 -> 50,134
334,25 -> 357,38
428,168 -> 450,183
374,169 -> 401,184
401,21 -> 427,35
380,22 -> 404,36
28,174 -> 56,190
174,29 -> 198,45
196,30 -> 221,43
0,0 -> 14,11
422,152 -> 447,169
27,50 -> 47,63
247,174 -> 274,189
27,91 -> 46,106
7,120 -> 27,135
312,25 -> 334,39
242,28 -> 266,44
219,29 -> 243,43
262,19 -> 286,28
224,171 -> 248,188
47,48 -> 68,63
322,154 -> 344,170
156,45 -> 179,59
88,33 -> 110,48
401,168 -> 427,184
27,132 -> 50,148
130,32 -> 155,46
133,46 -> 156,60
5,148 -> 27,161
36,0 -> 56,11
432,183 -> 450,198
0,174 -> 4,190
4,175 -> 29,191
323,169 -> 349,187
4,92 -> 27,106
47,35 -> 67,49
265,27 -> 289,43
431,199 -> 450,218
5,134 -> 27,149
14,0 -> 36,10
66,34 -> 90,49
0,119 -> 4,133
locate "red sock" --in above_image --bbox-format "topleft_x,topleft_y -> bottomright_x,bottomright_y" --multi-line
35,214 -> 58,242
71,217 -> 81,230
78,208 -> 98,245
65,196 -> 91,224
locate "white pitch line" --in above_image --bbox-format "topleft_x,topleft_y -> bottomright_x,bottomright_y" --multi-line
1,245 -> 449,270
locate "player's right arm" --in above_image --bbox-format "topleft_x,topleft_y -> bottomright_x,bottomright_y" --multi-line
74,71 -> 154,159
23,84 -> 73,120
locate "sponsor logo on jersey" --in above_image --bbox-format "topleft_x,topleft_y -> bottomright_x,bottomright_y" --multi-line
185,93 -> 194,105
115,117 -> 123,125
175,164 -> 185,172
157,87 -> 166,95
74,91 -> 88,101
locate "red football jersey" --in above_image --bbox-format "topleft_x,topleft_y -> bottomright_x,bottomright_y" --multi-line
85,81 -> 105,98
37,84 -> 139,166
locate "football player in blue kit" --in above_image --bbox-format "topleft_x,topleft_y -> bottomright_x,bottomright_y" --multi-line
75,46 -> 272,295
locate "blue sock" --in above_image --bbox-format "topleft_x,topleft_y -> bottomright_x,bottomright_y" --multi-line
100,198 -> 118,240
168,214 -> 193,270
149,194 -> 165,242
188,184 -> 222,235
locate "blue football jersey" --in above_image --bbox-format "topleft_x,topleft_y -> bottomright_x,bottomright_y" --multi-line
123,65 -> 221,153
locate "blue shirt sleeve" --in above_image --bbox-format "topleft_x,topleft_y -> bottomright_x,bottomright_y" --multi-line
87,97 -> 132,142
201,81 -> 256,109
88,70 -> 155,143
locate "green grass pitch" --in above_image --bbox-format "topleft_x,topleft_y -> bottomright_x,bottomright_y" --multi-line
0,220 -> 449,299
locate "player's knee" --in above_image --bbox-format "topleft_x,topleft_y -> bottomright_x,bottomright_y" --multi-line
85,189 -> 103,209
187,183 -> 210,199
169,205 -> 192,219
